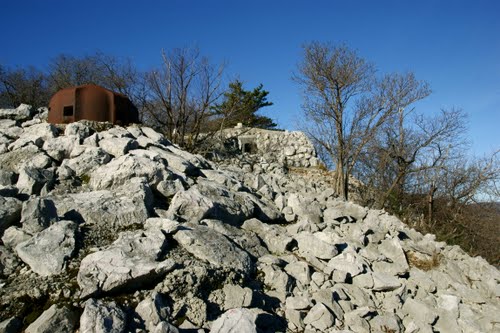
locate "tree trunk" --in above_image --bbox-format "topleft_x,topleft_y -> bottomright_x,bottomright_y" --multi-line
427,182 -> 437,224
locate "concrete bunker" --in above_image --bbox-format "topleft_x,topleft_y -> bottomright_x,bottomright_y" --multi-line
48,84 -> 139,125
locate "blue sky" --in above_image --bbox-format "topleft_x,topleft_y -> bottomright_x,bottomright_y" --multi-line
1,0 -> 498,155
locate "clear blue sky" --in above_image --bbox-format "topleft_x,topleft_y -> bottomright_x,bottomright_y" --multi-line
1,0 -> 498,155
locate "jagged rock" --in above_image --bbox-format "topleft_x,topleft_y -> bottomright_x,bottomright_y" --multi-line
156,178 -> 185,198
64,122 -> 92,140
0,245 -> 20,276
61,145 -> 111,177
0,196 -> 21,231
77,229 -> 175,297
241,218 -> 293,254
0,316 -> 22,333
20,198 -> 58,234
98,137 -> 138,157
210,308 -> 257,333
51,178 -> 152,227
16,166 -> 54,195
136,292 -> 170,331
141,127 -> 169,145
285,296 -> 312,310
167,180 -> 255,224
369,312 -> 403,333
295,232 -> 338,260
148,146 -> 198,176
258,262 -> 293,294
303,302 -> 335,331
202,219 -> 269,258
152,322 -> 180,333
0,170 -> 16,186
402,298 -> 438,325
311,289 -> 345,320
0,104 -> 33,121
25,304 -> 78,333
324,251 -> 366,277
372,272 -> 402,291
174,225 -> 253,275
42,135 -> 78,161
89,154 -> 170,190
324,200 -> 368,222
1,227 -> 31,249
145,218 -> 180,234
15,220 -> 78,276
284,261 -> 311,286
223,284 -> 254,310
80,299 -> 127,333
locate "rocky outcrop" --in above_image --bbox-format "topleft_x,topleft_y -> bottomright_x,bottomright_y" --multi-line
0,105 -> 498,333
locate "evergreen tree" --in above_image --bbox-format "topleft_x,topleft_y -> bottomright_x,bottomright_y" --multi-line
212,80 -> 276,129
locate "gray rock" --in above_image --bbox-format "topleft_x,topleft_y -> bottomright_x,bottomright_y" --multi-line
136,292 -> 170,331
42,136 -> 78,161
325,251 -> 366,277
0,170 -> 16,186
145,218 -> 180,234
202,219 -> 269,258
295,232 -> 338,260
174,225 -> 253,275
156,178 -> 185,198
372,272 -> 402,292
167,180 -> 255,224
25,304 -> 78,333
259,263 -> 293,294
15,220 -> 77,276
303,302 -> 335,331
64,122 -> 92,140
89,154 -> 170,190
0,317 -> 22,333
324,200 -> 368,222
0,245 -> 21,276
0,104 -> 33,121
149,146 -> 197,176
285,296 -> 312,310
402,298 -> 438,325
241,218 -> 293,254
223,284 -> 254,310
77,229 -> 175,297
98,137 -> 138,157
20,198 -> 58,234
153,322 -> 180,333
210,308 -> 257,333
284,261 -> 311,286
1,227 -> 31,249
80,299 -> 127,333
141,127 -> 170,145
51,178 -> 152,227
61,146 -> 111,177
16,167 -> 54,195
0,196 -> 21,231
311,289 -> 344,320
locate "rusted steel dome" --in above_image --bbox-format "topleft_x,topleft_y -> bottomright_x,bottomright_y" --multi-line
48,84 -> 139,125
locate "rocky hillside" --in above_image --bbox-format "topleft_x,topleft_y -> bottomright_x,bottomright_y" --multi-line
0,104 -> 499,333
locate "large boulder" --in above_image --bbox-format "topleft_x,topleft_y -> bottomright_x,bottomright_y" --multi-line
77,229 -> 175,297
15,220 -> 78,276
167,179 -> 255,224
61,145 -> 111,177
89,154 -> 170,190
25,304 -> 78,333
210,308 -> 257,333
50,178 -> 152,228
20,197 -> 58,234
0,196 -> 22,231
80,299 -> 127,333
173,225 -> 253,275
0,104 -> 34,121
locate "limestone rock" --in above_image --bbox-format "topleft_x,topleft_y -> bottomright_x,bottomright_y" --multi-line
174,225 -> 253,275
16,167 -> 54,195
77,229 -> 175,297
80,299 -> 127,333
167,180 -> 255,224
223,284 -> 254,310
303,302 -> 335,331
0,104 -> 33,121
20,198 -> 58,234
98,137 -> 138,157
210,308 -> 257,333
42,136 -> 78,161
295,232 -> 338,260
25,304 -> 78,333
136,292 -> 170,331
15,220 -> 78,276
0,317 -> 22,333
0,196 -> 21,231
61,145 -> 111,177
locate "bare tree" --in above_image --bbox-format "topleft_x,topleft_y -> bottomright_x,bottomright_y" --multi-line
0,64 -> 50,109
294,42 -> 430,200
358,108 -> 467,210
142,47 -> 225,148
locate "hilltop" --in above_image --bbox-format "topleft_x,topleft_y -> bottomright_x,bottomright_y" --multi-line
0,104 -> 498,332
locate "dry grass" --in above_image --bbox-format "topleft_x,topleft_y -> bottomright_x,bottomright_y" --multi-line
406,251 -> 441,271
